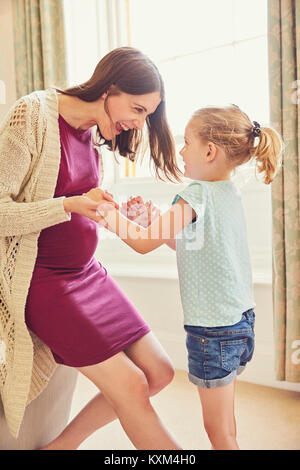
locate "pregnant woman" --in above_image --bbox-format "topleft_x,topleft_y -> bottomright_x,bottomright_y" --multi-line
0,47 -> 183,449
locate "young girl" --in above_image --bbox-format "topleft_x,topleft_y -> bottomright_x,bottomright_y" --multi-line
86,104 -> 283,450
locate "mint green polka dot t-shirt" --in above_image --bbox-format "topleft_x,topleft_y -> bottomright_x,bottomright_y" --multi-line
172,180 -> 256,327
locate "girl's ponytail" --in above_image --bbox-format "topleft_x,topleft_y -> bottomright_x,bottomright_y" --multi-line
250,125 -> 283,185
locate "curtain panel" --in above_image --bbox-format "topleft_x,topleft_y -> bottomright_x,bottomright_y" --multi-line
11,0 -> 67,98
268,0 -> 300,382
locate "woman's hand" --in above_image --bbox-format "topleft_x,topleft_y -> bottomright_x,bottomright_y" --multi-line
63,195 -> 115,223
82,188 -> 119,209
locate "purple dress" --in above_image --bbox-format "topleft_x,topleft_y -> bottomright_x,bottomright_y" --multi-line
25,115 -> 150,367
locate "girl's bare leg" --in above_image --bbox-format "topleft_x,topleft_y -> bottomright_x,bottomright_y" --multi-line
41,332 -> 180,450
197,379 -> 239,450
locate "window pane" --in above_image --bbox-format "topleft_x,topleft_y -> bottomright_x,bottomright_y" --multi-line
64,0 -> 101,84
160,45 -> 236,136
125,0 -> 269,179
130,0 -> 235,62
119,153 -> 157,179
233,0 -> 268,41
156,37 -> 269,138
233,36 -> 270,124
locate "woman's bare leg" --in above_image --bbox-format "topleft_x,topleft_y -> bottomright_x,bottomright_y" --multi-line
77,352 -> 180,450
40,392 -> 117,450
41,333 -> 179,450
198,379 -> 239,450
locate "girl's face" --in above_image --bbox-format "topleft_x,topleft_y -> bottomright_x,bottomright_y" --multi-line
99,91 -> 161,140
179,123 -> 209,180
180,122 -> 232,181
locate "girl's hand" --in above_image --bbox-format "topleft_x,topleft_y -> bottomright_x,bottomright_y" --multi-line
120,196 -> 160,227
82,188 -> 119,209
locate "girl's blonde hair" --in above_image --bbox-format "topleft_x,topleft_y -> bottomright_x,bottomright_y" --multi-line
189,105 -> 283,184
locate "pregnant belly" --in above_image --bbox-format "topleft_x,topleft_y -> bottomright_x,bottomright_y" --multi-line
35,213 -> 99,269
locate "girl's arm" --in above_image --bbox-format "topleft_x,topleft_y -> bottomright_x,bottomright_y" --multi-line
165,239 -> 176,251
96,197 -> 195,254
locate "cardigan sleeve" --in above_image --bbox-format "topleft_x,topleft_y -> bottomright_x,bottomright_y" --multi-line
0,98 -> 71,237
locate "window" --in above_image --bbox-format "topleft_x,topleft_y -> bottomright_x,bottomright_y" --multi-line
63,0 -> 272,282
121,0 -> 269,181
114,0 -> 272,283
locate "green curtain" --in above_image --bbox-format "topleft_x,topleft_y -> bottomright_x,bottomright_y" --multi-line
11,0 -> 67,98
268,0 -> 300,382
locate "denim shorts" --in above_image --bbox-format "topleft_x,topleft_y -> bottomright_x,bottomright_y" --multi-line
184,309 -> 255,388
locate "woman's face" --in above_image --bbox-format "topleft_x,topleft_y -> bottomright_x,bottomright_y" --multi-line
99,91 -> 161,140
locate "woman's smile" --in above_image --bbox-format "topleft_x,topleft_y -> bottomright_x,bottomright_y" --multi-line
115,121 -> 133,134
102,91 -> 161,139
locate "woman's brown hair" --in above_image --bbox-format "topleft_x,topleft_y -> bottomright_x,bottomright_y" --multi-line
57,47 -> 183,183
190,105 -> 283,184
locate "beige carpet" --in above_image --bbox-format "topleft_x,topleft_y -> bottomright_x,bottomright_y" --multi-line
69,369 -> 300,450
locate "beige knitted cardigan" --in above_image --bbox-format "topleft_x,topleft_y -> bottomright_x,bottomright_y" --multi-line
0,87 -> 103,438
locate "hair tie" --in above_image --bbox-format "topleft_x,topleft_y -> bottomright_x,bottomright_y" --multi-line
252,121 -> 261,137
